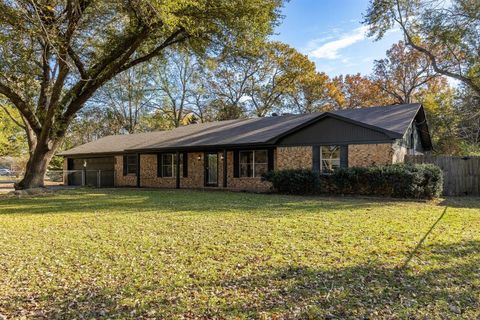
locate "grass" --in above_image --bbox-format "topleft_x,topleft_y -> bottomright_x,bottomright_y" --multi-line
0,189 -> 479,319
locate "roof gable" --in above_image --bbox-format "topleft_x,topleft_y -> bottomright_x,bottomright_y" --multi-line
277,114 -> 399,146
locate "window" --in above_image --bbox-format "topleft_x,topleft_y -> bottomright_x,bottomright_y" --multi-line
160,153 -> 183,178
320,145 -> 340,173
239,150 -> 268,178
125,155 -> 137,175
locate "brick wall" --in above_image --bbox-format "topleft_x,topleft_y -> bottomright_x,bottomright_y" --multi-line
225,151 -> 272,192
113,143 -> 401,190
276,146 -> 312,170
348,143 -> 395,167
139,153 -> 205,188
114,155 -> 136,187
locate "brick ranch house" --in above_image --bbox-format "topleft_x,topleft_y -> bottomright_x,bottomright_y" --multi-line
59,103 -> 432,192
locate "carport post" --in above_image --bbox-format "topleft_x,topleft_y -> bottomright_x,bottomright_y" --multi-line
223,149 -> 227,188
176,151 -> 180,189
136,153 -> 141,188
97,170 -> 101,188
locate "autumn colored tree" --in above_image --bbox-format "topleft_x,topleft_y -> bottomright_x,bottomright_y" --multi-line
417,77 -> 461,154
0,0 -> 283,189
364,0 -> 480,95
288,71 -> 338,113
332,73 -> 393,109
372,41 -> 437,104
247,42 -> 316,116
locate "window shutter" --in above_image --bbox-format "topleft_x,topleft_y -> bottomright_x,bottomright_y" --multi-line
267,149 -> 274,171
233,150 -> 239,178
340,145 -> 349,168
312,146 -> 320,173
123,155 -> 127,176
157,153 -> 163,177
182,152 -> 188,177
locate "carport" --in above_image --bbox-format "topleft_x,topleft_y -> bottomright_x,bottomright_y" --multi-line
66,156 -> 115,187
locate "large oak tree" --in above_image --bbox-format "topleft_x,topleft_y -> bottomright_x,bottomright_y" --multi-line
364,0 -> 480,96
0,0 -> 283,189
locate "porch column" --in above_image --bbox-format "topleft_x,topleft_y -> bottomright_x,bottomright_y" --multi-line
223,149 -> 228,188
136,153 -> 141,188
176,151 -> 181,189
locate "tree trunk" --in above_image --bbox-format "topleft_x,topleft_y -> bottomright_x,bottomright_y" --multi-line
15,143 -> 55,190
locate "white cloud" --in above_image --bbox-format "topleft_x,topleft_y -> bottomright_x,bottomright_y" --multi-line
308,26 -> 369,60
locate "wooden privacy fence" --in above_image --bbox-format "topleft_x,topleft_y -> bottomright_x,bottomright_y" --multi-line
405,155 -> 480,196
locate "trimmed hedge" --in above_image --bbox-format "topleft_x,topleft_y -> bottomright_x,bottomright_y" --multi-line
262,169 -> 319,195
263,164 -> 443,199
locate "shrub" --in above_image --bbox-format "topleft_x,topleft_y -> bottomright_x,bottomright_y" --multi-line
265,164 -> 443,199
262,169 -> 319,195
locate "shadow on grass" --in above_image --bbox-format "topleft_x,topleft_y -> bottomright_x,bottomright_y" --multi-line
5,241 -> 478,319
0,188 -> 395,216
401,206 -> 448,269
216,245 -> 479,318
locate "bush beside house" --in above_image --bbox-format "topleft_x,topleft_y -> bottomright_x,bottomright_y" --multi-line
263,164 -> 443,199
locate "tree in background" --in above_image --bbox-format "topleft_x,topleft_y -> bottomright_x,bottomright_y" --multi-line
372,41 -> 437,104
206,54 -> 257,119
287,71 -> 338,113
0,0 -> 284,189
456,86 -> 480,154
418,78 -> 462,154
246,42 -> 316,117
92,64 -> 154,134
332,73 -> 393,108
151,50 -> 200,127
364,0 -> 480,96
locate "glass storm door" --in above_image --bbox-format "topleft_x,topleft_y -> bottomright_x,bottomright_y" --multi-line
205,153 -> 218,187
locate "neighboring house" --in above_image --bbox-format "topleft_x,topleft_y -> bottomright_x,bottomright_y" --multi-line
59,103 -> 431,192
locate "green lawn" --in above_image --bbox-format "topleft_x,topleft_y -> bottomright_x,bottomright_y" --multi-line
0,189 -> 479,319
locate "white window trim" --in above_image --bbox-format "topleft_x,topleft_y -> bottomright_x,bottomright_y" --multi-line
320,146 -> 340,173
239,150 -> 268,178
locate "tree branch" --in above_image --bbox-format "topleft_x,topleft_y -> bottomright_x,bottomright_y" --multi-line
67,45 -> 87,79
0,104 -> 26,129
0,81 -> 42,133
118,28 -> 188,73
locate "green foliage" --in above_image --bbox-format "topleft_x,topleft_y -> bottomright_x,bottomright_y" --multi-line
420,78 -> 461,154
265,164 -> 443,199
0,105 -> 27,157
0,189 -> 479,318
262,169 -> 319,194
48,155 -> 64,171
0,0 -> 285,188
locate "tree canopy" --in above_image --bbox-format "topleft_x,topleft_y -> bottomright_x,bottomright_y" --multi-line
0,0 -> 284,188
364,0 -> 480,95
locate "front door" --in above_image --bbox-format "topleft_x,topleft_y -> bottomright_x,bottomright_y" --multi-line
205,152 -> 218,187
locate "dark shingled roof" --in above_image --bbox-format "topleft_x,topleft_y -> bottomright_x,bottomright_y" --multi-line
60,103 -> 425,156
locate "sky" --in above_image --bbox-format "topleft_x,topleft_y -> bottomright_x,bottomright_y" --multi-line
272,0 -> 403,78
